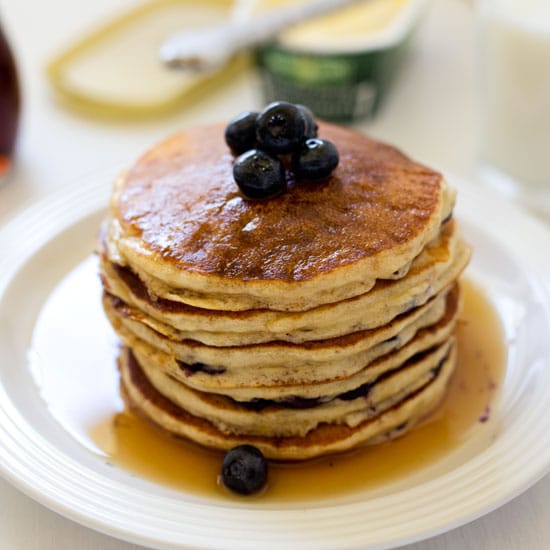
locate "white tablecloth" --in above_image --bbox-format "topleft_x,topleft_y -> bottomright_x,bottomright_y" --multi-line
0,0 -> 548,548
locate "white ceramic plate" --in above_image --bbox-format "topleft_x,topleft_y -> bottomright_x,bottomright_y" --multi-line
0,176 -> 549,550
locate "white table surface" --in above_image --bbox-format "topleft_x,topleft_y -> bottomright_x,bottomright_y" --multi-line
0,0 -> 548,548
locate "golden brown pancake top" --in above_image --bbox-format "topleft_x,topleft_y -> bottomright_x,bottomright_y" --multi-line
114,122 -> 444,282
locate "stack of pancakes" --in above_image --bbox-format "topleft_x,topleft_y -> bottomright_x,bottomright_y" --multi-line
99,122 -> 470,460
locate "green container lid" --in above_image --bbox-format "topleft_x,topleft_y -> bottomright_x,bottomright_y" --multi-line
254,0 -> 426,122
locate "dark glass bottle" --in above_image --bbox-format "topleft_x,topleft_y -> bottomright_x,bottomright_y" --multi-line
0,21 -> 20,182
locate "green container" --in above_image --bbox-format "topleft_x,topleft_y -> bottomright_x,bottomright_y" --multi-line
255,0 -> 426,122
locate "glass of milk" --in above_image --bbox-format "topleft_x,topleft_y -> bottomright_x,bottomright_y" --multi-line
477,0 -> 550,215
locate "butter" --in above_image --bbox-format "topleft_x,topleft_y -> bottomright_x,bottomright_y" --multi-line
263,0 -> 408,50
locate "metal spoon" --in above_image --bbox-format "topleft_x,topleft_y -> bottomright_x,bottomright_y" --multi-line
160,0 -> 370,72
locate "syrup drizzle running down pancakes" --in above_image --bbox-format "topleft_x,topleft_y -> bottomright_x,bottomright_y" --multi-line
91,280 -> 506,501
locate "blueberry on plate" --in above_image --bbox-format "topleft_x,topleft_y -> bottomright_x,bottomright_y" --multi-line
296,104 -> 318,139
224,110 -> 259,154
256,101 -> 306,154
233,149 -> 286,199
292,138 -> 339,180
221,445 -> 268,495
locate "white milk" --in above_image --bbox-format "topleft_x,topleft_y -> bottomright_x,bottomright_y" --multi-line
479,0 -> 550,196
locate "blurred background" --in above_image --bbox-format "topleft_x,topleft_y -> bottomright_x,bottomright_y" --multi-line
0,0 -> 549,548
0,0 -> 478,220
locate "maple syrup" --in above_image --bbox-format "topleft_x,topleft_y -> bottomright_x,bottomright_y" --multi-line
90,279 -> 507,502
0,22 -> 20,182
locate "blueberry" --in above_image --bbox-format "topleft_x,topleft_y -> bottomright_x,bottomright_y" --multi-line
233,149 -> 286,199
224,111 -> 259,154
256,101 -> 307,154
296,104 -> 318,138
221,445 -> 268,495
292,138 -> 339,180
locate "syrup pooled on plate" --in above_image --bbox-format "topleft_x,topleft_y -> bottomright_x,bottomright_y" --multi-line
90,278 -> 507,502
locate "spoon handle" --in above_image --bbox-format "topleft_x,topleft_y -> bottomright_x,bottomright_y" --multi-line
160,0 -> 370,72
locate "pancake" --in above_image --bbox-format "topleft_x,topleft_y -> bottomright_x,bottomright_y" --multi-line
119,343 -> 457,460
100,220 -> 469,346
102,282 -> 449,373
104,121 -> 455,312
100,118 -> 470,462
123,288 -> 457,401
136,339 -> 453,438
106,283 -> 459,399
